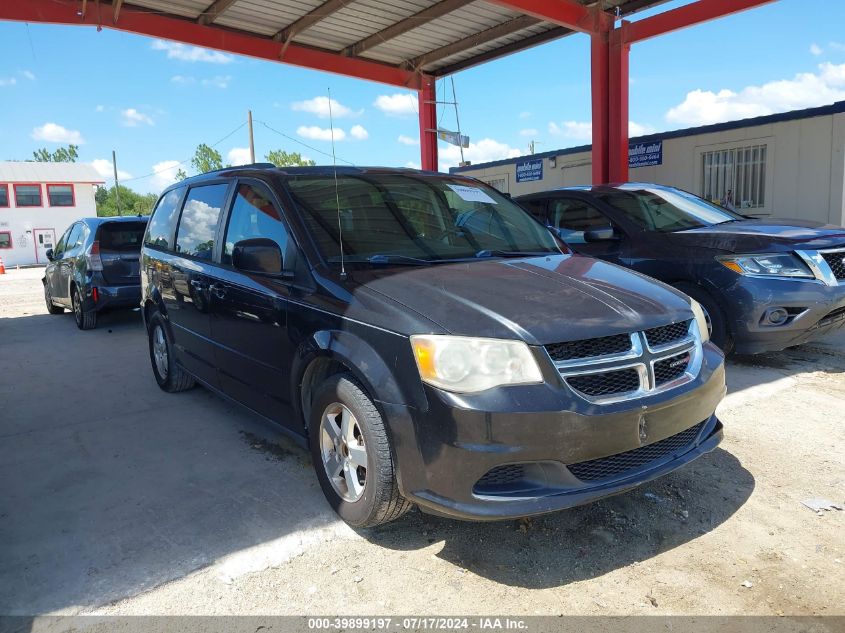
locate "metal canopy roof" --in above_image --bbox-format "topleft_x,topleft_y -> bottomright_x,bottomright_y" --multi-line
112,0 -> 668,77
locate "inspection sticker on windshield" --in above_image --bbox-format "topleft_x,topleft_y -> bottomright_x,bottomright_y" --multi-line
447,184 -> 497,204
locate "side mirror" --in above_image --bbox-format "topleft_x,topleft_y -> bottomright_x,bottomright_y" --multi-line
45,249 -> 54,261
232,238 -> 283,275
584,226 -> 619,242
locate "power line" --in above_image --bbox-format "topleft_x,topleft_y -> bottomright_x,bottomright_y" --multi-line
257,120 -> 355,165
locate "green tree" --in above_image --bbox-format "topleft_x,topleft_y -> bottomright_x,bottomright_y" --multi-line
191,144 -> 224,174
175,168 -> 188,181
95,185 -> 157,217
265,149 -> 315,167
32,144 -> 79,162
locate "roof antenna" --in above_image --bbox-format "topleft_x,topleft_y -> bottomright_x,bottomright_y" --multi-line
328,87 -> 346,280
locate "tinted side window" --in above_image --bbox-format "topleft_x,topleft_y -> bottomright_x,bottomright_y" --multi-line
175,184 -> 228,260
551,199 -> 609,244
64,224 -> 84,257
144,187 -> 184,250
223,183 -> 289,266
520,199 -> 548,222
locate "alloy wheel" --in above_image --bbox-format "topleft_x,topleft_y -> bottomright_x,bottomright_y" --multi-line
72,289 -> 82,326
152,325 -> 169,379
319,402 -> 367,502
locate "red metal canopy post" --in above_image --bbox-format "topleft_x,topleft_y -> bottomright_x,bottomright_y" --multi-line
419,76 -> 438,172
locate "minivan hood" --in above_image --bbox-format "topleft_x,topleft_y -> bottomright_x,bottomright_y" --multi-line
351,255 -> 693,345
669,218 -> 845,253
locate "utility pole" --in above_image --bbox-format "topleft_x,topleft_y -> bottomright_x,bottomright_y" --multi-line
112,150 -> 122,216
248,110 -> 255,163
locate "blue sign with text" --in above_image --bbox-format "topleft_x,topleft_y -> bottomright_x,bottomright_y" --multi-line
629,141 -> 663,168
516,158 -> 543,182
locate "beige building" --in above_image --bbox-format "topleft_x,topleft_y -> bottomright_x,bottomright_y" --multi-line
451,101 -> 845,226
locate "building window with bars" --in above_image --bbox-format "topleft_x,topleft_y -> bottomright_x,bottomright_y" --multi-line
483,177 -> 508,193
701,144 -> 767,210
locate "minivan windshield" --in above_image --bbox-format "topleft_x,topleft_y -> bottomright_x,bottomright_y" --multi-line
285,174 -> 561,264
595,186 -> 745,232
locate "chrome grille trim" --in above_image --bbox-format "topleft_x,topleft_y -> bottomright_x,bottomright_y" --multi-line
552,320 -> 702,404
796,249 -> 844,286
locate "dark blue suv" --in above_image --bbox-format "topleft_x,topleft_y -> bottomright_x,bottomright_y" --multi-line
518,184 -> 845,354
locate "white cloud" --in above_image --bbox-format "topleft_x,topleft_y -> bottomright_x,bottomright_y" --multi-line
20,70 -> 35,81
291,96 -> 360,119
548,120 -> 593,141
170,75 -> 196,84
518,111 -> 532,119
810,43 -> 823,56
90,159 -> 131,181
397,134 -> 419,146
31,123 -> 84,144
666,62 -> 845,126
373,92 -> 417,116
121,108 -> 155,127
629,121 -> 656,136
405,161 -> 421,170
438,138 -> 521,171
0,77 -> 17,87
227,147 -> 252,165
95,104 -> 105,112
519,128 -> 538,137
151,160 -> 183,191
349,124 -> 369,141
297,125 -> 346,141
151,39 -> 233,64
202,75 -> 231,88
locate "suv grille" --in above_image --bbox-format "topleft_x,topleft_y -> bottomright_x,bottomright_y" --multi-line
644,320 -> 691,348
653,351 -> 692,386
567,368 -> 640,397
567,422 -> 705,482
545,333 -> 631,362
820,251 -> 845,280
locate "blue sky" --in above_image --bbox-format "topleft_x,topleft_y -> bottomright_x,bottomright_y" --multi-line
1,0 -> 843,193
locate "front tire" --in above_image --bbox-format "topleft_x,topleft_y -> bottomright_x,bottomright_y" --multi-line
309,374 -> 411,528
148,312 -> 195,393
44,283 -> 64,315
71,286 -> 97,330
674,282 -> 733,354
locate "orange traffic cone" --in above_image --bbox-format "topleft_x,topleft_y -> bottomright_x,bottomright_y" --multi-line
0,257 -> 5,274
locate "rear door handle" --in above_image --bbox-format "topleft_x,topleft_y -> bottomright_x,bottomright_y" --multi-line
209,283 -> 227,299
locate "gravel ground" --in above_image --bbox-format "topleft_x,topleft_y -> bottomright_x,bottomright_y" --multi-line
1,267 -> 843,617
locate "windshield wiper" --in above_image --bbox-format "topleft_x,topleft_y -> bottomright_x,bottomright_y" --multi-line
328,254 -> 434,266
474,249 -> 556,258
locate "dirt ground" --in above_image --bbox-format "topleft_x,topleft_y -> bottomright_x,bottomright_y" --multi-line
1,266 -> 843,617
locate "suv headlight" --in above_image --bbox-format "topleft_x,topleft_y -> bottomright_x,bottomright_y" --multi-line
718,253 -> 814,278
410,335 -> 543,393
689,299 -> 711,343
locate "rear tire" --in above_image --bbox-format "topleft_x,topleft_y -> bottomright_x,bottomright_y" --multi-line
44,283 -> 64,315
148,312 -> 195,393
309,374 -> 411,528
71,286 -> 97,330
673,282 -> 733,354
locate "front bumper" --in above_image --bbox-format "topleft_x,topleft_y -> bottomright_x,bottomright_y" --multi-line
385,344 -> 726,521
713,275 -> 845,354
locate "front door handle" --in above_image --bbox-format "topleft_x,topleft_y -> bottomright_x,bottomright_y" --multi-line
190,279 -> 207,290
209,283 -> 227,299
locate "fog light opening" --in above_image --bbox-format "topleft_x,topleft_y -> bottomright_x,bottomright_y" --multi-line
763,307 -> 789,326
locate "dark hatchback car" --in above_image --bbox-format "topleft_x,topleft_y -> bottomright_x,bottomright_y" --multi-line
517,184 -> 845,354
43,216 -> 148,329
141,166 -> 725,526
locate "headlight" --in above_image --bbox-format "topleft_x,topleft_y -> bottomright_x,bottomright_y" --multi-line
718,253 -> 814,278
689,299 -> 711,343
410,335 -> 543,393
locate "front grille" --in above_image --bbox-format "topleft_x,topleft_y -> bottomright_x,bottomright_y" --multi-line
567,422 -> 706,483
653,351 -> 691,386
818,305 -> 845,327
820,251 -> 845,280
567,368 -> 640,397
546,333 -> 631,362
644,320 -> 691,348
475,464 -> 525,488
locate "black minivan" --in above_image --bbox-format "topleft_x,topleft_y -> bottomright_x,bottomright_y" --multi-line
141,166 -> 726,527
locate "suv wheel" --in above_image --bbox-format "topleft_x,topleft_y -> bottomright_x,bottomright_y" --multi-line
148,312 -> 195,392
71,286 -> 97,330
674,282 -> 733,354
44,283 -> 64,315
309,374 -> 412,527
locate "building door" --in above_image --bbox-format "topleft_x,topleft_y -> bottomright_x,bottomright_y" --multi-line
33,229 -> 56,264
